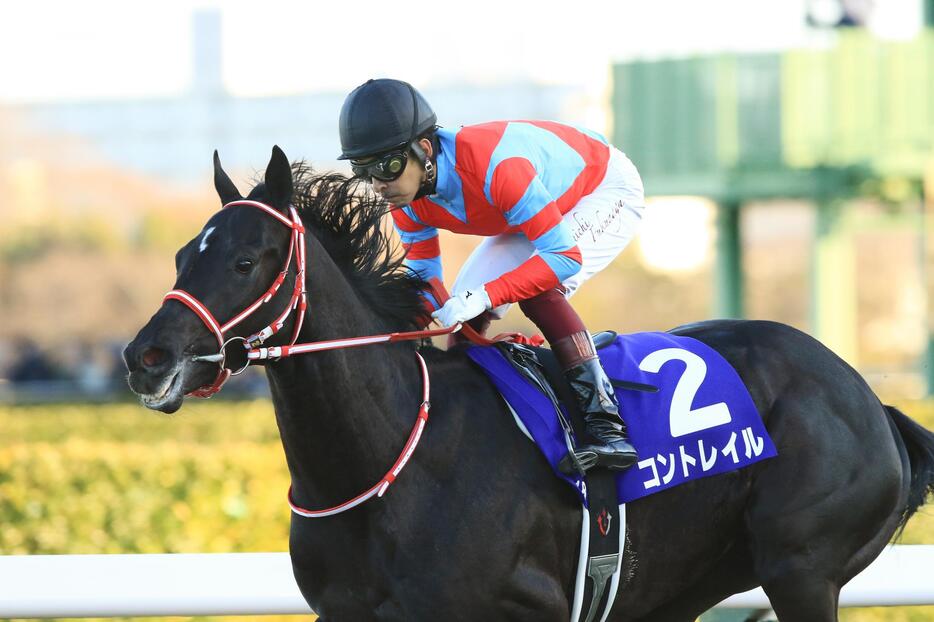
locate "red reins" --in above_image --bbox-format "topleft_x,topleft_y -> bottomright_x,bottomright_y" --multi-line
288,351 -> 432,518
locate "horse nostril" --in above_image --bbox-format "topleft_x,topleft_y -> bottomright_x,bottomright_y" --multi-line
141,347 -> 168,369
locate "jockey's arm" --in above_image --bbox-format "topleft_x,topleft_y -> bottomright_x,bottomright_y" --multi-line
391,207 -> 443,311
483,158 -> 582,308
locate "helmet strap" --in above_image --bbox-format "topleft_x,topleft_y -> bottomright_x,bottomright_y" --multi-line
411,140 -> 437,199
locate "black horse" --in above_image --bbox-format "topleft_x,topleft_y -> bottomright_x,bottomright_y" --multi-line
124,147 -> 934,621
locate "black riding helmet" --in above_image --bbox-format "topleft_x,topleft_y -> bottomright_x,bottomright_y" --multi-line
338,79 -> 437,160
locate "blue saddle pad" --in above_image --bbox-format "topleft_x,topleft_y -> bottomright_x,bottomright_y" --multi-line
466,332 -> 777,505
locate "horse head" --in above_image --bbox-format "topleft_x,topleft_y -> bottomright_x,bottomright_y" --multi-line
123,146 -> 298,413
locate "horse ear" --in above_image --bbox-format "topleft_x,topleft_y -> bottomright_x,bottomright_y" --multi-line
213,150 -> 242,205
265,145 -> 293,211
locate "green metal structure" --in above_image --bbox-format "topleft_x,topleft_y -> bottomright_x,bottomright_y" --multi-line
611,30 -> 934,376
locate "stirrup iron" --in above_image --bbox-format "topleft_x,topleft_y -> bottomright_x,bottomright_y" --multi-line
559,449 -> 598,475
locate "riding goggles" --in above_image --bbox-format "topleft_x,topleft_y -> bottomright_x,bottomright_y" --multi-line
351,148 -> 409,182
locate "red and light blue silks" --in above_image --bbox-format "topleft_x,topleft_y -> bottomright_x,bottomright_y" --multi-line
466,332 -> 778,505
391,120 -> 611,308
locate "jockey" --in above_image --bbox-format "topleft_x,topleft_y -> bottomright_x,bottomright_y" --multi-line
338,78 -> 645,472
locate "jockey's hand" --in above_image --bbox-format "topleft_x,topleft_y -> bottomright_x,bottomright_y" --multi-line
432,287 -> 492,327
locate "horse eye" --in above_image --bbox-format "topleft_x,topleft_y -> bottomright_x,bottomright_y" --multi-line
235,257 -> 255,274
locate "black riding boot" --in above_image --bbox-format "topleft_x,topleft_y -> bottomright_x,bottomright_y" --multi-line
565,358 -> 638,470
554,332 -> 638,473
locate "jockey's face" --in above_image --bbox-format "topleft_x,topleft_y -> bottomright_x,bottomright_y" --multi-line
369,138 -> 433,206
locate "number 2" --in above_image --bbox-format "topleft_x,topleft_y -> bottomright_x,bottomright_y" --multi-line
638,348 -> 732,437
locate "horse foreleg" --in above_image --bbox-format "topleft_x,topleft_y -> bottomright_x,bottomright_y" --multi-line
759,572 -> 839,621
497,561 -> 570,621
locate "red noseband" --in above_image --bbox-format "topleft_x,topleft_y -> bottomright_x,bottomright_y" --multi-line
163,199 -> 307,397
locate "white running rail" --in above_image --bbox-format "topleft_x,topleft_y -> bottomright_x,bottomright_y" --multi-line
0,546 -> 931,618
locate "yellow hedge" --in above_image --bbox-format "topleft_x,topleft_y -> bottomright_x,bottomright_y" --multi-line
1,401 -> 289,555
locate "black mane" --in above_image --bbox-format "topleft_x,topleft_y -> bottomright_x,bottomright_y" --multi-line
259,162 -> 427,330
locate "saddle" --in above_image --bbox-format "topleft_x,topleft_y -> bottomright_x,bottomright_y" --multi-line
495,331 -> 657,473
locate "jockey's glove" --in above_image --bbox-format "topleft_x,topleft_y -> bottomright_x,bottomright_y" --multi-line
432,286 -> 492,327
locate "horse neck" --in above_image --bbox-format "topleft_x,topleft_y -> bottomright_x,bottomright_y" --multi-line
265,240 -> 424,507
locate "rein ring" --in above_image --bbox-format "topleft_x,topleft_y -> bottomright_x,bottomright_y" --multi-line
220,336 -> 251,376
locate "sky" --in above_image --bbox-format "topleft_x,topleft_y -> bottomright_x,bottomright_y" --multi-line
1,0 -> 924,104
0,0 -> 924,103
0,0 -> 843,103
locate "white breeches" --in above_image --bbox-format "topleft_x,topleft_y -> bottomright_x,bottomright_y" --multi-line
452,147 -> 645,319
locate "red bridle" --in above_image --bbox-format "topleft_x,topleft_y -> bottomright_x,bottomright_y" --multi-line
163,199 -> 308,398
160,198 -> 459,519
160,198 -> 537,518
